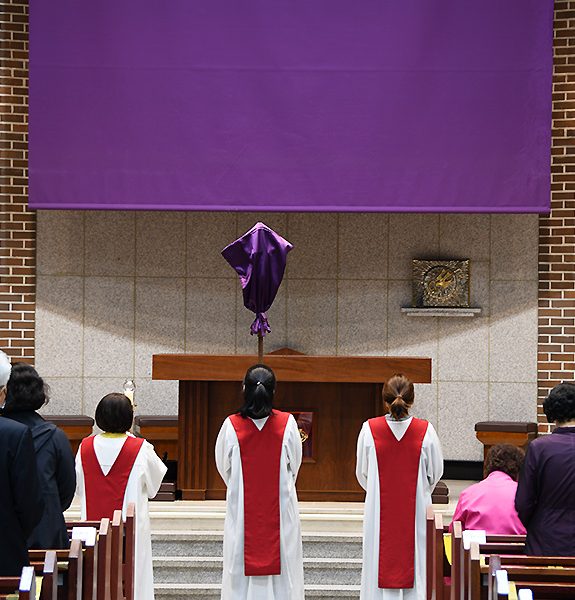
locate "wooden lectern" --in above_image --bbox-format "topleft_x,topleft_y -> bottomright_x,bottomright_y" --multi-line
152,352 -> 431,501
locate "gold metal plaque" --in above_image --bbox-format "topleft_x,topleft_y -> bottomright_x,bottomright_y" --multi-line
412,259 -> 470,308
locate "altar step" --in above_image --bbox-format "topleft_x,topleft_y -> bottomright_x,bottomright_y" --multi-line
149,503 -> 365,533
154,556 -> 363,585
153,531 -> 363,559
155,584 -> 360,598
153,531 -> 362,599
148,496 -> 461,599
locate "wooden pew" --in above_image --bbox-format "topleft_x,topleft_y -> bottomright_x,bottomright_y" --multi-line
468,542 -> 482,600
97,518 -> 112,600
123,504 -> 136,600
40,551 -> 58,600
0,566 -> 36,600
67,501 -> 136,600
426,505 -> 435,600
451,521 -> 463,600
435,512 -> 450,600
425,509 -> 450,600
471,550 -> 575,599
69,525 -> 98,600
487,555 -> 502,600
456,535 -> 526,600
29,539 -> 83,600
110,511 -> 123,600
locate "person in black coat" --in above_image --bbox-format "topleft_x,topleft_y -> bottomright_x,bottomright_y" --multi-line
3,363 -> 76,549
515,382 -> 575,556
0,352 -> 44,576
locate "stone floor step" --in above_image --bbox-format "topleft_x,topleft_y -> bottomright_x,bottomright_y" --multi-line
146,511 -> 365,533
152,531 -> 363,559
154,556 -> 362,586
155,583 -> 360,599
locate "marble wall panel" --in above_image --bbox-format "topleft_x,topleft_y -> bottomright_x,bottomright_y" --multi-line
187,212 -> 237,278
413,382 -> 439,430
338,213 -> 388,280
437,262 -> 490,381
136,212 -> 186,277
388,214 -> 440,279
387,281 -> 439,377
83,377 -> 127,425
84,212 -> 135,276
83,277 -> 135,378
337,280 -> 387,356
489,382 -> 538,422
286,213 -> 338,279
490,281 -> 538,383
437,319 -> 489,382
287,279 -> 337,355
491,215 -> 539,281
134,378 -> 179,416
40,377 -> 84,416
135,277 -> 186,378
186,278 -> 236,353
438,381 -> 488,460
439,214 -> 491,262
35,276 -> 84,377
37,211 -> 84,276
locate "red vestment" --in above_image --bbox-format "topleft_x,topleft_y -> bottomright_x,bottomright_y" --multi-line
229,410 -> 290,576
80,435 -> 144,520
368,417 -> 428,589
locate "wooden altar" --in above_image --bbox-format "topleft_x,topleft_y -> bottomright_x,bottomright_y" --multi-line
152,353 -> 431,501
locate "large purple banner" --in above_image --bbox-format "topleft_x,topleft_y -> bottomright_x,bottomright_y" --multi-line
29,1 -> 553,212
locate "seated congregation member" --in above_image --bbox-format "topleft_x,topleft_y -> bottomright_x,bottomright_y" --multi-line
0,351 -> 44,576
2,363 -> 76,549
450,444 -> 525,534
515,382 -> 575,556
75,393 -> 167,600
215,364 -> 304,600
356,374 -> 443,600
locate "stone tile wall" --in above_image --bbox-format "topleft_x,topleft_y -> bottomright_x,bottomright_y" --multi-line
35,211 -> 539,461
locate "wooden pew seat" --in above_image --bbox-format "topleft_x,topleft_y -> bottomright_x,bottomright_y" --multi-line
133,415 -> 177,462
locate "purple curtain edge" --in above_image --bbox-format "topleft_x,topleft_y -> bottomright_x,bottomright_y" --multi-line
27,201 -> 550,214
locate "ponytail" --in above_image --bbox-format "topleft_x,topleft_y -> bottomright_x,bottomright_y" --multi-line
239,364 -> 276,419
389,395 -> 409,419
382,374 -> 415,420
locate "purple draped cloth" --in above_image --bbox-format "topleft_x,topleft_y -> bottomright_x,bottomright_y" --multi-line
222,223 -> 292,337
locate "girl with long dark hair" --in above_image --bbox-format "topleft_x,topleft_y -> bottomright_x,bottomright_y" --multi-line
215,364 -> 304,599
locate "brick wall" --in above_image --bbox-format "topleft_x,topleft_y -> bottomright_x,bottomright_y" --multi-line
0,0 -> 34,363
538,0 -> 575,433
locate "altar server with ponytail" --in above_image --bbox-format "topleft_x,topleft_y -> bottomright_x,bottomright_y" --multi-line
356,374 -> 443,600
215,364 -> 304,600
75,393 -> 166,600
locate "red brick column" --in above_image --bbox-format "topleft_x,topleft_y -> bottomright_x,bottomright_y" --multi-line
537,1 -> 575,433
0,0 -> 34,363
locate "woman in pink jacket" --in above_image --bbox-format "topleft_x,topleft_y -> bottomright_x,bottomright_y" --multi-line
450,444 -> 525,534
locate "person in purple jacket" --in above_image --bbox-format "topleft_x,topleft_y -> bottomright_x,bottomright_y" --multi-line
515,382 -> 575,556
